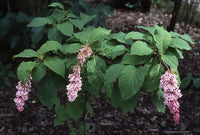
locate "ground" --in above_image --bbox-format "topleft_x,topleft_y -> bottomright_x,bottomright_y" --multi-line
0,9 -> 200,135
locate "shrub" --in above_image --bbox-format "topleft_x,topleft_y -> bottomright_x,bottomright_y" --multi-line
13,2 -> 193,134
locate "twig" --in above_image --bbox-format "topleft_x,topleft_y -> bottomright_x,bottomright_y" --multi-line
82,92 -> 88,135
148,128 -> 159,132
163,130 -> 192,134
0,114 -> 15,117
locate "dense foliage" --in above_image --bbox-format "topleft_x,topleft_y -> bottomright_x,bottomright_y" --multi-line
0,61 -> 15,88
0,12 -> 32,49
0,0 -> 112,50
181,73 -> 200,90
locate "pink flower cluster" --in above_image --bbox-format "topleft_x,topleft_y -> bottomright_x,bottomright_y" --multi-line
77,45 -> 93,67
14,76 -> 32,112
66,45 -> 93,102
160,71 -> 182,124
66,65 -> 82,102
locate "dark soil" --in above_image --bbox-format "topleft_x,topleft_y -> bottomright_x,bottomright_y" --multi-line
1,9 -> 200,135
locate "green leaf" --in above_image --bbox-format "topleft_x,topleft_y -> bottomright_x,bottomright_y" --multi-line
110,85 -> 122,108
67,10 -> 77,18
87,57 -> 105,72
4,77 -> 11,87
27,17 -> 52,27
73,27 -> 93,44
32,63 -> 46,81
174,69 -> 181,86
67,97 -> 84,122
74,27 -> 111,44
174,48 -> 184,59
118,65 -> 145,100
79,0 -> 91,9
86,59 -> 96,74
44,56 -> 65,77
49,9 -> 65,23
17,61 -> 35,82
63,43 -> 82,54
31,27 -> 45,44
70,13 -> 96,30
104,64 -> 124,97
54,101 -> 68,126
16,12 -> 31,23
111,45 -> 127,59
161,51 -> 178,70
143,64 -> 164,92
53,73 -> 67,90
48,2 -> 64,9
37,74 -> 59,108
110,32 -> 126,43
179,34 -> 194,44
152,88 -> 166,113
37,41 -> 62,55
96,42 -> 112,58
120,93 -> 138,113
89,27 -> 111,42
122,53 -> 151,66
8,71 -> 16,78
153,25 -> 171,55
86,57 -> 106,92
87,56 -> 106,73
70,131 -> 76,135
86,103 -> 93,112
69,19 -> 83,30
65,56 -> 77,69
104,64 -> 124,84
14,49 -> 39,58
136,26 -> 156,36
131,41 -> 153,56
111,85 -> 138,113
97,42 -> 126,59
170,32 -> 194,44
47,26 -> 63,43
193,78 -> 200,89
57,22 -> 73,36
10,35 -> 19,48
180,73 -> 192,89
80,13 -> 96,26
125,31 -> 146,40
169,37 -> 191,50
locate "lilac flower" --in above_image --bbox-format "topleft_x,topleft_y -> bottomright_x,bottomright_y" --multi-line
160,70 -> 182,124
77,45 -> 93,66
14,76 -> 32,112
66,65 -> 82,102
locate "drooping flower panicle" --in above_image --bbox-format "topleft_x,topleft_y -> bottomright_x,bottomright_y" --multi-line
77,45 -> 93,66
160,70 -> 182,124
14,76 -> 32,112
66,65 -> 82,102
66,45 -> 93,102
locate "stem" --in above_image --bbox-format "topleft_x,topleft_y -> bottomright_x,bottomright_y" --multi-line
55,51 -> 63,57
93,54 -> 96,66
67,121 -> 73,134
158,55 -> 170,71
83,92 -> 88,135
